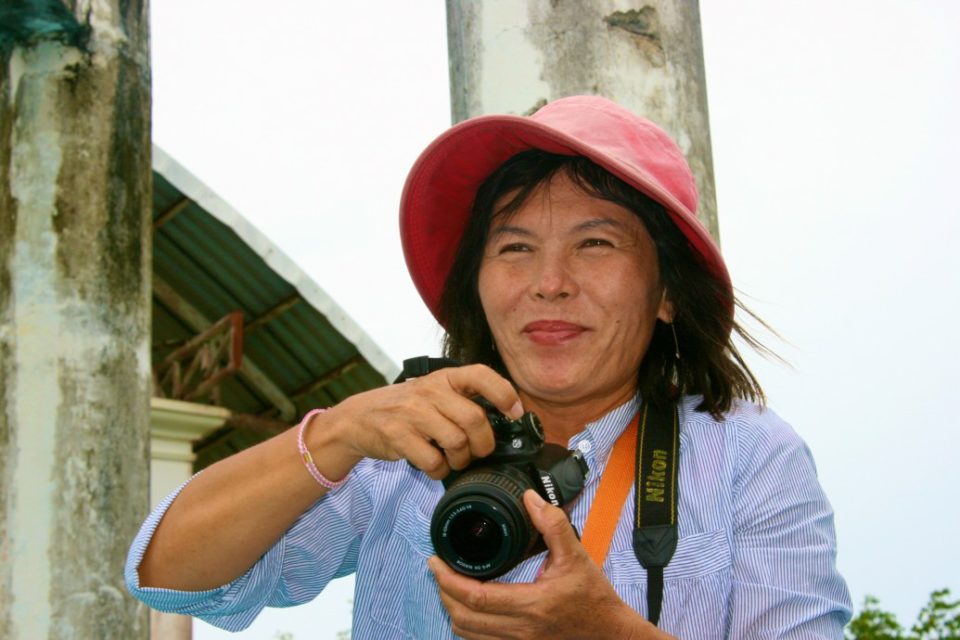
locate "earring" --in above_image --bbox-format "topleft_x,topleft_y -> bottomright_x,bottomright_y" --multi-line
668,322 -> 681,391
670,323 -> 680,361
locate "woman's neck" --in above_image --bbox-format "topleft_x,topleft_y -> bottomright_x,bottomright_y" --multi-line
520,386 -> 637,446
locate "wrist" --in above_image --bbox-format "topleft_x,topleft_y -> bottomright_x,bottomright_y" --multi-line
300,408 -> 363,485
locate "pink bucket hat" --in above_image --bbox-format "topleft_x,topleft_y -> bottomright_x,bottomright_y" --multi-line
399,95 -> 730,326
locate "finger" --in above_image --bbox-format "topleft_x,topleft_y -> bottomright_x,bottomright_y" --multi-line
428,556 -> 536,617
446,603 -> 522,640
412,366 -> 515,463
431,393 -> 496,461
439,589 -> 520,640
399,436 -> 451,480
381,396 -> 473,473
449,625 -> 507,640
401,370 -> 499,463
523,490 -> 584,565
419,416 -> 474,471
445,364 -> 524,419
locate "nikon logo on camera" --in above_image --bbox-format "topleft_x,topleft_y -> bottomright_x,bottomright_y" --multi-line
644,449 -> 669,503
539,473 -> 560,506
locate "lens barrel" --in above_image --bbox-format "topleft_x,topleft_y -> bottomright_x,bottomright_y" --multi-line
430,466 -> 537,579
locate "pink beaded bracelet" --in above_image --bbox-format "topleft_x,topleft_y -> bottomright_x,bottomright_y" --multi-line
297,408 -> 348,491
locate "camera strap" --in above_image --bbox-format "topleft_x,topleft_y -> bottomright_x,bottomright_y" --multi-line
632,400 -> 680,626
580,400 -> 679,627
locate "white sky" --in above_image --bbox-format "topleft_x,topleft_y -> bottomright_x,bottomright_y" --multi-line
149,1 -> 960,637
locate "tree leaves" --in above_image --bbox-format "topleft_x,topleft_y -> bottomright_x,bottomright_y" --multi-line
847,589 -> 960,640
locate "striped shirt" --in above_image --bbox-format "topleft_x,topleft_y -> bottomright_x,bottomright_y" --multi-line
125,396 -> 852,638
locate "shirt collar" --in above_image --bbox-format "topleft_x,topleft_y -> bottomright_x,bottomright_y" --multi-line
566,395 -> 640,483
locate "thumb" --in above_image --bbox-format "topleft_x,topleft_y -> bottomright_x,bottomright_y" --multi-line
523,490 -> 582,564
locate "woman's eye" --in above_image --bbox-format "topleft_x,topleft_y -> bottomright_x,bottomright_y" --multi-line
581,238 -> 613,248
498,243 -> 531,254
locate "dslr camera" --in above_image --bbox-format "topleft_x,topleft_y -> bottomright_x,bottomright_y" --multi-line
398,357 -> 590,580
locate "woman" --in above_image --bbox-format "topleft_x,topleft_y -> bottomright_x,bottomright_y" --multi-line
127,96 -> 851,638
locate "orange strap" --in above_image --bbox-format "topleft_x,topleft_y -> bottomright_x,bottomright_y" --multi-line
580,409 -> 642,568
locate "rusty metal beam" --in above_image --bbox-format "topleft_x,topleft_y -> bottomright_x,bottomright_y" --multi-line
153,196 -> 191,231
192,413 -> 291,461
245,294 -> 302,335
153,275 -> 297,421
289,355 -> 364,402
223,413 -> 291,435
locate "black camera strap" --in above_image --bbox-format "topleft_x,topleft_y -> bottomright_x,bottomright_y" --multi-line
632,400 -> 680,627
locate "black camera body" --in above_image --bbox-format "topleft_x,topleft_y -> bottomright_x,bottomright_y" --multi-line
429,397 -> 590,579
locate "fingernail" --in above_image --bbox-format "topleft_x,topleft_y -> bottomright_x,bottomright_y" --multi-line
508,400 -> 524,419
427,556 -> 439,573
527,490 -> 546,509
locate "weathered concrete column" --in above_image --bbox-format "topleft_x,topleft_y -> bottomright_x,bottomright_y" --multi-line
0,2 -> 152,639
447,0 -> 719,239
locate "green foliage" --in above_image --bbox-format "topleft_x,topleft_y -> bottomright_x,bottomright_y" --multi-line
910,590 -> 960,640
847,595 -> 904,639
846,589 -> 960,640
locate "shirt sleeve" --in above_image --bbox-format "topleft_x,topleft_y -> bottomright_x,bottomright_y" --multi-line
124,460 -> 378,632
727,408 -> 852,639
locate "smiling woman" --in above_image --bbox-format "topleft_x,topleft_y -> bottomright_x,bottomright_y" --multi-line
126,95 -> 852,639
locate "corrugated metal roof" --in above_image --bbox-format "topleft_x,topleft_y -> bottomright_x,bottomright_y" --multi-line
151,146 -> 399,468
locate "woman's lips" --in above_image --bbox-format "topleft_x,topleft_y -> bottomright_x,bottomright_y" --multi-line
522,320 -> 587,345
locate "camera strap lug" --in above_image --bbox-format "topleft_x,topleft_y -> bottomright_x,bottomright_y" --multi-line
396,356 -> 462,382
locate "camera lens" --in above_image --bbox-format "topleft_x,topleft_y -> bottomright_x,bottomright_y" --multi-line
448,512 -> 502,564
430,466 -> 536,579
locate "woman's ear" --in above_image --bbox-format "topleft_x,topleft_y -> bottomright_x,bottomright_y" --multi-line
657,290 -> 675,323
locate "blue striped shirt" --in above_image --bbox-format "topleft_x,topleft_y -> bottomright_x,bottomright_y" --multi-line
125,396 -> 851,638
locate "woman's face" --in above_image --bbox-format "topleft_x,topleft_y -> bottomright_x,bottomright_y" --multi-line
478,171 -> 672,411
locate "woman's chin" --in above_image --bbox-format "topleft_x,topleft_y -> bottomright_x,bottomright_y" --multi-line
516,375 -> 597,405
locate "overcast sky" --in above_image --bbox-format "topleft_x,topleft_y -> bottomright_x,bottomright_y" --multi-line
150,2 -> 960,637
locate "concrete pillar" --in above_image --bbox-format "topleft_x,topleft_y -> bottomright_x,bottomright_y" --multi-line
447,0 -> 719,240
0,2 -> 152,639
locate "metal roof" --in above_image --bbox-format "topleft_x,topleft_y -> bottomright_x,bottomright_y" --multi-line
151,146 -> 399,468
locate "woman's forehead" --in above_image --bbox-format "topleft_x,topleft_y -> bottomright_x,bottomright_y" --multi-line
489,172 -> 647,234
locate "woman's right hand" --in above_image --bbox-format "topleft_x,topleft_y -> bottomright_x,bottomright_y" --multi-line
319,364 -> 524,481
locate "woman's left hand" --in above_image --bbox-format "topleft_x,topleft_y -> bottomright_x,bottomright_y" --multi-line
429,490 -> 675,640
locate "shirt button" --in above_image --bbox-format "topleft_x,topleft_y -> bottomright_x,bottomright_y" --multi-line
577,440 -> 593,454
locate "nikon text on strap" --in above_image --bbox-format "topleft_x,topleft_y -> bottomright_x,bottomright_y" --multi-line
580,401 -> 679,627
632,401 -> 680,626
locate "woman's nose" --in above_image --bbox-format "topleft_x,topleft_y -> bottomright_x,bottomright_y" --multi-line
532,253 -> 578,301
